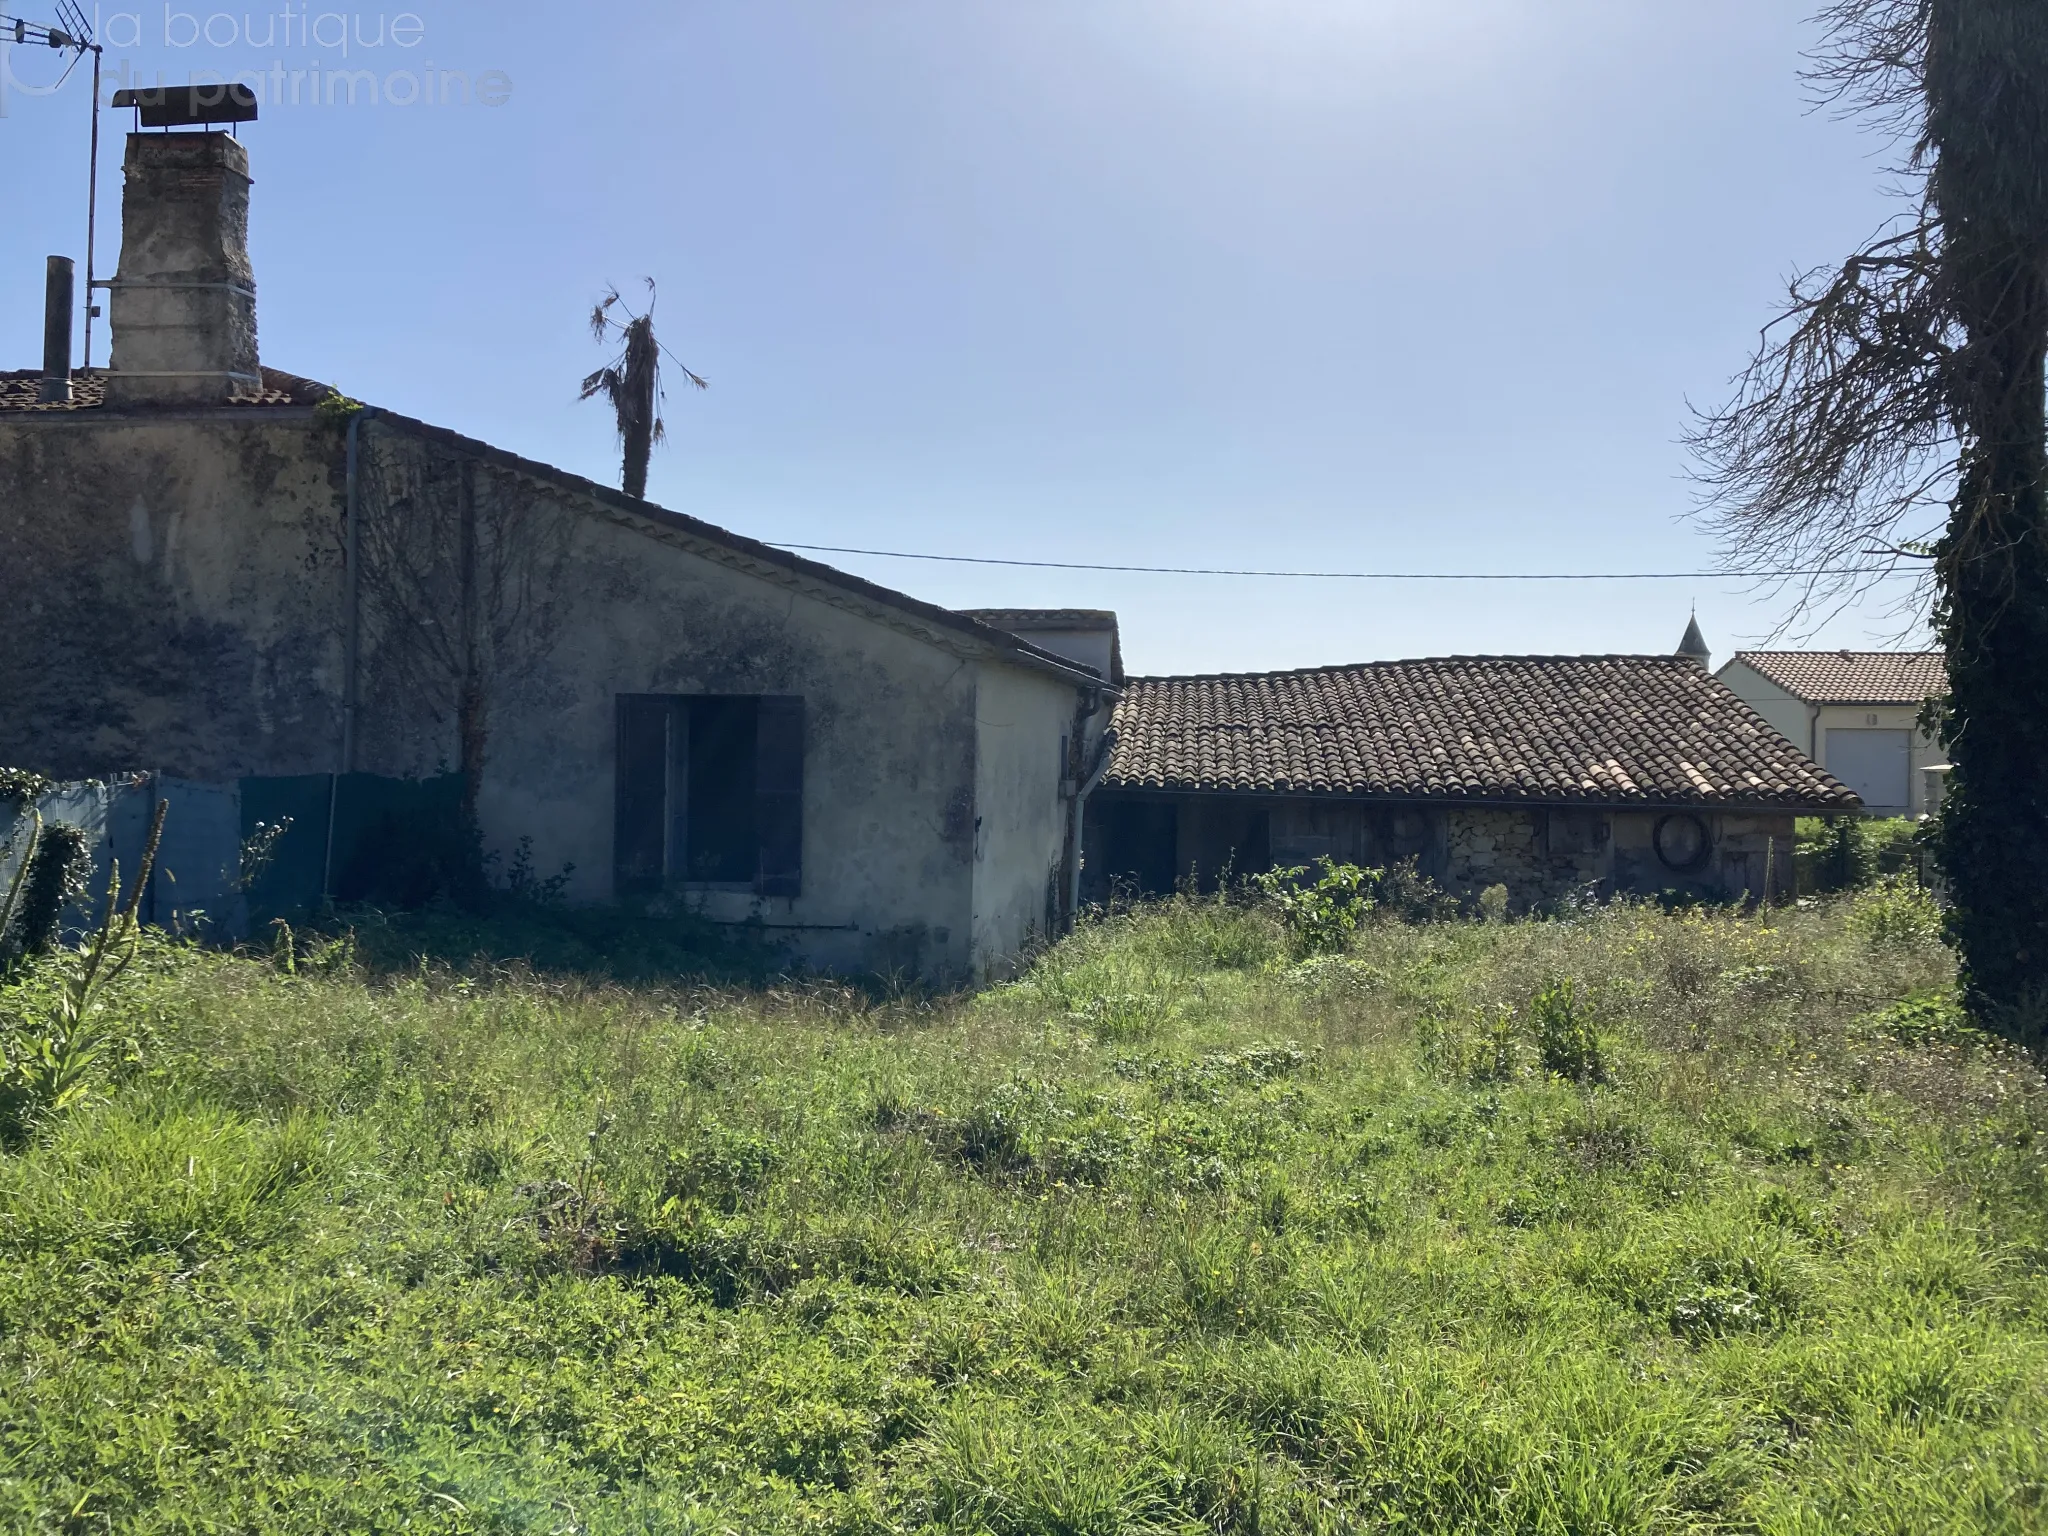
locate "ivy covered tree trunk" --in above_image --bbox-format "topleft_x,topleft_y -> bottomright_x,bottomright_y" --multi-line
1927,0 -> 2048,1041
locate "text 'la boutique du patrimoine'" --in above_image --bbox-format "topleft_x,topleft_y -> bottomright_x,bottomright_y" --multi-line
29,7 -> 512,108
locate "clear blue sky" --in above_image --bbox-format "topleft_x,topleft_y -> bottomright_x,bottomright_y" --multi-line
3,1 -> 1931,674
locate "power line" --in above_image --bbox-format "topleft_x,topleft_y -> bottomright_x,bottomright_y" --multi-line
763,542 -> 1887,582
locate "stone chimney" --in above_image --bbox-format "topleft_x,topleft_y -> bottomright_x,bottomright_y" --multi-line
106,133 -> 259,405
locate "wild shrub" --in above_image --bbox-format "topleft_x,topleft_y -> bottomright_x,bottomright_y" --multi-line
0,820 -> 91,975
1040,1120 -> 1140,1187
1369,858 -> 1460,924
659,1121 -> 781,1213
1860,990 -> 1971,1045
1797,815 -> 1924,894
950,1083 -> 1037,1172
1848,874 -> 1946,950
1252,859 -> 1370,958
1529,977 -> 1605,1083
1416,1002 -> 1520,1085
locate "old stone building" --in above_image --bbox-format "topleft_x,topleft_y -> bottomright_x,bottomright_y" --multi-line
1084,652 -> 1857,910
2,128 -> 1112,978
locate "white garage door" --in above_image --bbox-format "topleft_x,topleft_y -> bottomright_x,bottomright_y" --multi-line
1825,729 -> 1910,812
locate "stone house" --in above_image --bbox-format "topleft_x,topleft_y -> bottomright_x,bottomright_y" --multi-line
1083,651 -> 1857,910
1714,651 -> 1948,817
1,129 -> 1113,979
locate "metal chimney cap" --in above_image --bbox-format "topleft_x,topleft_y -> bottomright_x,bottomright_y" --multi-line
112,83 -> 258,128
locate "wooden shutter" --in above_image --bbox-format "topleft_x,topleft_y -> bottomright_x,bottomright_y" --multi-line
615,695 -> 670,895
754,695 -> 804,898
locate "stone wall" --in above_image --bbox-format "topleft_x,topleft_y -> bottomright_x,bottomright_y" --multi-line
1443,808 -> 1608,911
1435,806 -> 1798,910
1047,794 -> 1803,915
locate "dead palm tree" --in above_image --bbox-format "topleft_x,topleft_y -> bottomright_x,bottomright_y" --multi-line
580,279 -> 707,501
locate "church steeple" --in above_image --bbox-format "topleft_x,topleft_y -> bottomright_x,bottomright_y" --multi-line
1676,612 -> 1711,668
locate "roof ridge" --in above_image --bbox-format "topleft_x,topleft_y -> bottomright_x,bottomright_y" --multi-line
1127,654 -> 1705,684
1732,648 -> 1942,657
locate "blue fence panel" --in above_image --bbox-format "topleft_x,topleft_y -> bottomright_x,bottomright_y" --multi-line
7,769 -> 468,941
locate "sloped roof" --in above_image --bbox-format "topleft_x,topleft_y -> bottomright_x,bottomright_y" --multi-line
366,414 -> 1110,693
1103,655 -> 1855,809
960,609 -> 1124,684
1,365 -> 1106,692
1729,650 -> 1946,705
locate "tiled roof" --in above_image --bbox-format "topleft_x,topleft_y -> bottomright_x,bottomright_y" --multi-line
1729,650 -> 1946,705
1103,655 -> 1856,809
0,367 -> 329,411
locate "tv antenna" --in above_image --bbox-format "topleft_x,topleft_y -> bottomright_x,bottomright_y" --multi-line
3,3 -> 104,366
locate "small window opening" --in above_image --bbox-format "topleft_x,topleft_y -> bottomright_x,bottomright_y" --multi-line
615,694 -> 803,896
686,697 -> 757,882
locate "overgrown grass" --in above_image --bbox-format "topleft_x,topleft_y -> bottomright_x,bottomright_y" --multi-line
2,888 -> 2044,1533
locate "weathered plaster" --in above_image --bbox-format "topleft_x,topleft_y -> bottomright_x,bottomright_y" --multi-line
0,406 -> 1092,978
0,411 -> 343,780
970,662 -> 1079,975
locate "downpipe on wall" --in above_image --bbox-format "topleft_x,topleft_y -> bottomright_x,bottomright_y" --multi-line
1064,712 -> 1115,932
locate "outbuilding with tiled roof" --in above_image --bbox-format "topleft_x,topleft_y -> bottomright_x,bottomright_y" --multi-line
1086,649 -> 1852,911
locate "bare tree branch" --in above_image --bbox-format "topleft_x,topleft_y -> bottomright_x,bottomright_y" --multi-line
1688,211 -> 1960,617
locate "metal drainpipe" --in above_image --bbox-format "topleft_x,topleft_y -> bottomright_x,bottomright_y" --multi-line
1065,717 -> 1115,930
323,408 -> 368,901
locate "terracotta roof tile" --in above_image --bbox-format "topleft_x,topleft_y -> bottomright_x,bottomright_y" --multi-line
0,367 -> 330,411
1731,650 -> 1946,705
1103,655 -> 1856,809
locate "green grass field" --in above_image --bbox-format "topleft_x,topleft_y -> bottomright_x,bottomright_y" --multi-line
2,885 -> 2044,1534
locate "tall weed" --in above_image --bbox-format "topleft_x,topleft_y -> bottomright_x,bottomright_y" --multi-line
1530,977 -> 1606,1084
0,884 -> 2037,1536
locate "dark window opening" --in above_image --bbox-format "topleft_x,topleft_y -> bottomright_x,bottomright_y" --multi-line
615,694 -> 803,897
1101,799 -> 1180,897
686,697 -> 757,882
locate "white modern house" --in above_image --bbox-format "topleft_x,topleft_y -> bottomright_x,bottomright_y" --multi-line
1714,651 -> 1948,817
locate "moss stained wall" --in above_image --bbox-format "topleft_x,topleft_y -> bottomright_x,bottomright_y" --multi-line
0,409 -> 1084,979
0,410 -> 344,780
